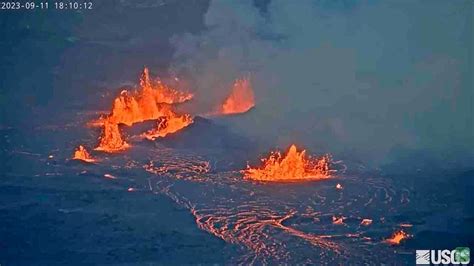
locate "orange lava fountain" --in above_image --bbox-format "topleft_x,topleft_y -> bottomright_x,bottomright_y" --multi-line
87,67 -> 196,152
220,77 -> 255,114
243,145 -> 332,182
92,67 -> 193,127
95,118 -> 129,152
139,67 -> 193,105
142,113 -> 194,140
384,230 -> 411,245
108,89 -> 176,126
72,145 -> 96,163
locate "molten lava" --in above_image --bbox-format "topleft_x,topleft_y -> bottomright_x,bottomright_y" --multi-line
87,67 -> 195,151
92,67 -> 193,127
72,145 -> 96,163
95,119 -> 129,152
384,230 -> 411,245
108,89 -> 177,126
332,216 -> 345,225
220,77 -> 255,114
143,113 -> 194,140
140,67 -> 193,105
243,145 -> 332,182
104,174 -> 117,179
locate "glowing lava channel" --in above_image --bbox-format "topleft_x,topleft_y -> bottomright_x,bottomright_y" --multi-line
243,145 -> 332,182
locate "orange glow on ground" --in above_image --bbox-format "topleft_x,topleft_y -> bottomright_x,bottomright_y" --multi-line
332,216 -> 345,225
95,119 -> 130,152
384,230 -> 411,245
104,174 -> 117,179
220,77 -> 255,114
72,145 -> 96,163
143,113 -> 194,140
399,223 -> 413,228
242,145 -> 332,182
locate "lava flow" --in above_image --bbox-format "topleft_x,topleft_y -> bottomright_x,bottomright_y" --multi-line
220,77 -> 255,114
142,113 -> 194,140
243,145 -> 332,182
72,145 -> 96,163
384,230 -> 411,245
95,118 -> 129,152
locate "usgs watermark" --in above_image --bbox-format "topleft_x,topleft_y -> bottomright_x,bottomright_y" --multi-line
416,247 -> 470,265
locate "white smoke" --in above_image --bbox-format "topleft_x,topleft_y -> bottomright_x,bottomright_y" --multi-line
169,0 -> 473,167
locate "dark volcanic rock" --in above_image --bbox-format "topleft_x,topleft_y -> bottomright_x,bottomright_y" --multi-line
147,116 -> 258,170
155,116 -> 254,151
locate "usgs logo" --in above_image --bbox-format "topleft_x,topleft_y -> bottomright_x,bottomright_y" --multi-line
416,247 -> 470,265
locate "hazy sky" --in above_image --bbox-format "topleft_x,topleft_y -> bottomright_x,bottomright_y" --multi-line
1,0 -> 472,167
170,0 -> 473,166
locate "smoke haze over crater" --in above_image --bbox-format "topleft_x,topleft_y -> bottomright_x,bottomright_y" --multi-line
169,0 -> 473,167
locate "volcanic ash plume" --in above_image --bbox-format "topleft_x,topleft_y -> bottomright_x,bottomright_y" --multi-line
142,113 -> 194,140
72,145 -> 96,163
95,119 -> 129,152
220,77 -> 255,115
243,145 -> 332,182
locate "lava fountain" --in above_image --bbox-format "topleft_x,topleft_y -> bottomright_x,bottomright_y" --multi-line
243,145 -> 332,182
92,67 -> 193,127
220,77 -> 255,114
86,67 -> 196,151
72,145 -> 96,163
95,118 -> 129,152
